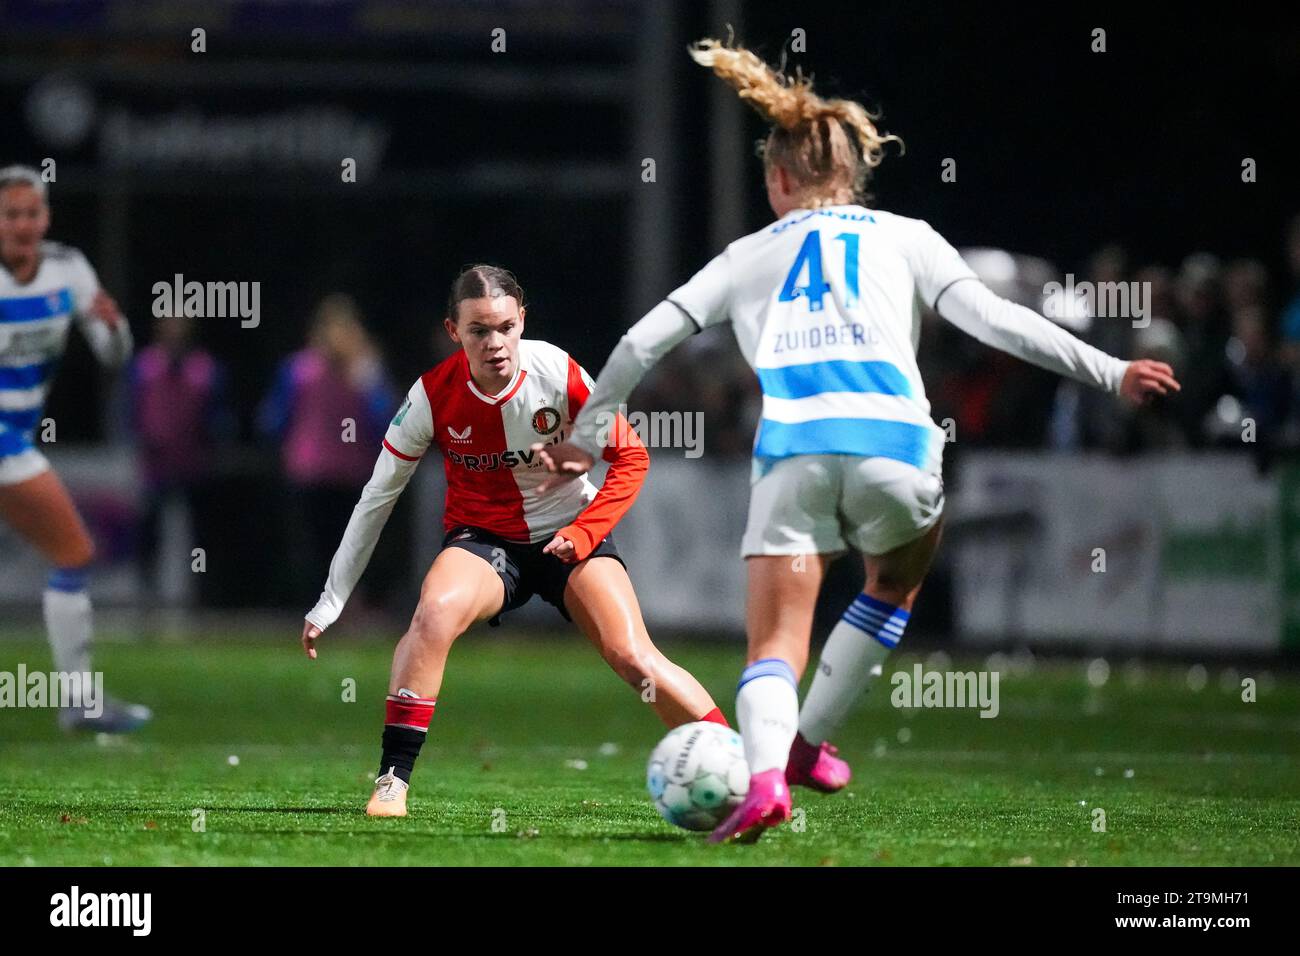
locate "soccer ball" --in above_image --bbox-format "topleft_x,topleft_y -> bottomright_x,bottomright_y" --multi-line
646,721 -> 749,831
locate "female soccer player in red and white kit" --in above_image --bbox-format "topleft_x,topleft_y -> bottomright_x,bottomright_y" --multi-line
538,41 -> 1181,842
300,265 -> 726,816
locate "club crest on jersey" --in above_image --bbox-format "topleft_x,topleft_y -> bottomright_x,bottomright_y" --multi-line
531,407 -> 561,436
448,425 -> 472,442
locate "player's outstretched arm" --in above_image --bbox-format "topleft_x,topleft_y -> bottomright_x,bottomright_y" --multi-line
935,278 -> 1180,399
908,221 -> 1180,400
543,412 -> 650,563
533,441 -> 596,493
301,448 -> 420,657
302,382 -> 432,657
534,299 -> 699,491
539,250 -> 731,485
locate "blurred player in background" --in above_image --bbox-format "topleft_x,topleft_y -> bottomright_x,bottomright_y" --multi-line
300,265 -> 728,817
127,312 -> 234,607
537,41 -> 1181,842
0,165 -> 151,732
258,294 -> 398,602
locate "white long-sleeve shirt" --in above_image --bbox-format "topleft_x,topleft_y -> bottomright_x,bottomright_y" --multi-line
569,205 -> 1128,467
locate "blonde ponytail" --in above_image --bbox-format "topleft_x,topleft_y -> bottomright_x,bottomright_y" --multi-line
689,37 -> 901,202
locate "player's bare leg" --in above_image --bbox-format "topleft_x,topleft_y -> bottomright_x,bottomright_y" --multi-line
367,547 -> 504,817
389,547 -> 505,698
563,556 -> 725,728
866,518 -> 944,609
709,552 -> 832,843
0,469 -> 94,567
791,519 -> 945,792
743,551 -> 834,675
0,470 -> 151,733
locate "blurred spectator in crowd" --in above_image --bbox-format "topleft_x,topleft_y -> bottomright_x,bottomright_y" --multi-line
954,250 -> 1071,449
1048,244 -> 1132,450
1277,216 -> 1300,405
128,313 -> 234,605
1171,253 -> 1232,445
1223,257 -> 1269,313
1117,316 -> 1191,451
1212,306 -> 1289,467
1136,265 -> 1177,326
1085,242 -> 1134,364
258,294 -> 397,600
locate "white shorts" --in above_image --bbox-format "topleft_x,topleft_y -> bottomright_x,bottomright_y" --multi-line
741,454 -> 944,558
0,447 -> 52,487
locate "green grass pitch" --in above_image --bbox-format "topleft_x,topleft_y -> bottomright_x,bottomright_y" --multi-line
1,632 -> 1298,866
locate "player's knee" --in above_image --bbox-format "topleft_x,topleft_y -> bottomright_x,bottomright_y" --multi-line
408,591 -> 470,647
868,568 -> 919,605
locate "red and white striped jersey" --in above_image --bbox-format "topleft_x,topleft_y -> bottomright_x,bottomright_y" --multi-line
306,338 -> 648,632
386,337 -> 646,542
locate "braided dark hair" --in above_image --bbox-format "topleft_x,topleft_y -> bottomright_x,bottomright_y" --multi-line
447,264 -> 524,321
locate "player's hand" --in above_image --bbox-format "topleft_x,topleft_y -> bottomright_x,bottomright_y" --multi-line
1119,359 -> 1181,406
89,290 -> 123,331
542,533 -> 578,564
532,440 -> 595,495
302,620 -> 322,659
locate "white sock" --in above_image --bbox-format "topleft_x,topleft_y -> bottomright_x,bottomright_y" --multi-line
43,569 -> 93,675
735,658 -> 799,774
798,593 -> 910,744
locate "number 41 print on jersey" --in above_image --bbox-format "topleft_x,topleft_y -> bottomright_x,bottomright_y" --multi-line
778,229 -> 861,311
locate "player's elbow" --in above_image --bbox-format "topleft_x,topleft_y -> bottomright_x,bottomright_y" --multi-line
98,343 -> 132,371
622,329 -> 671,371
613,440 -> 650,471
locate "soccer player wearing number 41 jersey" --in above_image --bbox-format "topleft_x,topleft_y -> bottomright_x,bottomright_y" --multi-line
301,265 -> 727,816
538,41 -> 1182,843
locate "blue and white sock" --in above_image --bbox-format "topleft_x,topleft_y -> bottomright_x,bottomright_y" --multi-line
798,593 -> 910,744
736,657 -> 800,774
43,568 -> 93,675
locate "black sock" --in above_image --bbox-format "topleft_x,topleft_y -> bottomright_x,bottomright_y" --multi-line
379,725 -> 426,783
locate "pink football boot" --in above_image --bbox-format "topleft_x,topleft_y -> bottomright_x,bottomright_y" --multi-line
708,769 -> 792,844
785,733 -> 852,792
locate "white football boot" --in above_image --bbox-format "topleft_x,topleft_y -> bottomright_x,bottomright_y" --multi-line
59,695 -> 153,734
366,766 -> 409,817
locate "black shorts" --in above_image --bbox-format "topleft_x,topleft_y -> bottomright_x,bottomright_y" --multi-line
440,524 -> 626,626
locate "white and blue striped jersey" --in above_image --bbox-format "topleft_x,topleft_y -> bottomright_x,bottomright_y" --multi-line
569,203 -> 1128,468
0,242 -> 130,458
574,204 -> 1133,473
669,205 -> 971,471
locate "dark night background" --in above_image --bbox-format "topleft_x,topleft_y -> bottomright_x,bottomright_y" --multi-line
0,1 -> 1295,622
2,2 -> 1292,423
